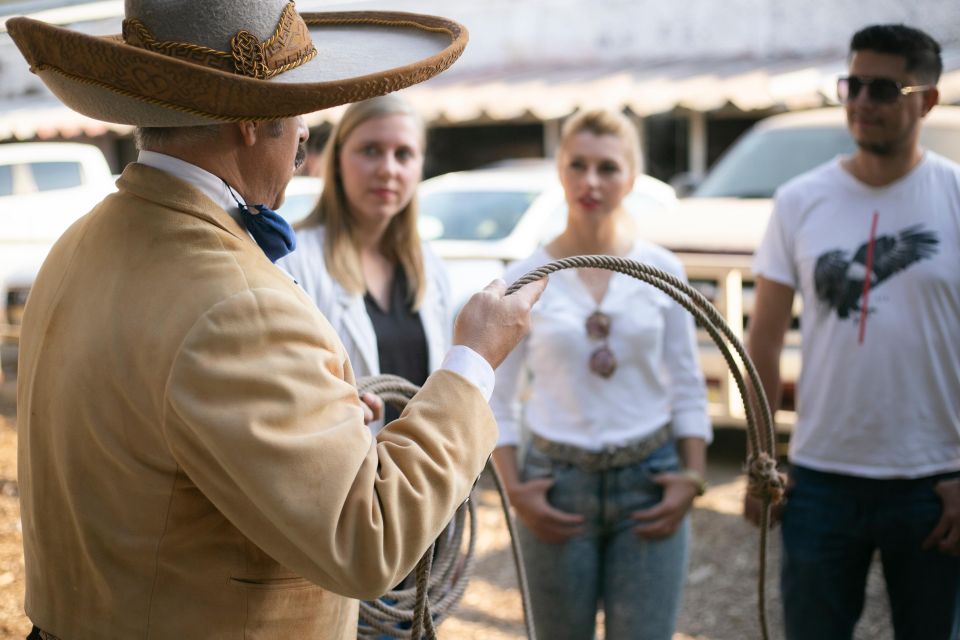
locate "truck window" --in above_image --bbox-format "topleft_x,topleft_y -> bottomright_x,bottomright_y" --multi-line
693,119 -> 960,201
29,161 -> 84,191
693,128 -> 856,199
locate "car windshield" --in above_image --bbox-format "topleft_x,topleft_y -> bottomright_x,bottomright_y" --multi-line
693,127 -> 856,198
419,190 -> 540,241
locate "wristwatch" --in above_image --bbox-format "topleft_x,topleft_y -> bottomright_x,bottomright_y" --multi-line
679,469 -> 709,497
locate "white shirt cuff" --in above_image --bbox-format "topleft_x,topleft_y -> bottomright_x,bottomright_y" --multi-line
671,410 -> 714,444
441,345 -> 495,402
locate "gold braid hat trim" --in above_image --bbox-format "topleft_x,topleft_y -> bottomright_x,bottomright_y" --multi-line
122,0 -> 317,80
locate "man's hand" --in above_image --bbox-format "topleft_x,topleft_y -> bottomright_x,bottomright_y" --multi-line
453,278 -> 547,369
632,473 -> 698,539
359,392 -> 383,425
507,478 -> 585,544
743,470 -> 789,528
743,492 -> 785,529
923,477 -> 960,556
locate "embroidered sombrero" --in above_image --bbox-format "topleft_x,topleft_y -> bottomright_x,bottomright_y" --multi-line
5,0 -> 468,126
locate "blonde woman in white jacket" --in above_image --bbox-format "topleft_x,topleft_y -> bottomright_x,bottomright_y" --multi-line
280,95 -> 452,433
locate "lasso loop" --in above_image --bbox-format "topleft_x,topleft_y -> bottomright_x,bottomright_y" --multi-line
507,255 -> 784,640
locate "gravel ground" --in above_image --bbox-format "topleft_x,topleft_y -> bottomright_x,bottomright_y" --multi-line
0,377 -> 895,639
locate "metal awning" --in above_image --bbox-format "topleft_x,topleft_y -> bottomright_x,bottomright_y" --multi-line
2,50 -> 959,140
392,49 -> 960,123
0,96 -> 132,140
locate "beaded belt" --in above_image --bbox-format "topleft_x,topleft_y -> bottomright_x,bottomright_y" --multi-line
530,423 -> 671,472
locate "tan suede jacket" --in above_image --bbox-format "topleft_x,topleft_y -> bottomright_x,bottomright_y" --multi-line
16,163 -> 496,639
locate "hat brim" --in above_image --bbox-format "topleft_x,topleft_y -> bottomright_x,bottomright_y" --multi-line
6,11 -> 468,126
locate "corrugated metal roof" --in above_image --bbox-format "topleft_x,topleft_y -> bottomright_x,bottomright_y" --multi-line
0,96 -> 130,140
390,50 -> 960,122
1,51 -> 959,139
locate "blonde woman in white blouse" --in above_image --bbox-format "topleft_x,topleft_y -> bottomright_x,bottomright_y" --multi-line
490,109 -> 711,640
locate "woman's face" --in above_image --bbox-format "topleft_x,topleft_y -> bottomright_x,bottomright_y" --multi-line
338,113 -> 424,232
558,131 -> 635,221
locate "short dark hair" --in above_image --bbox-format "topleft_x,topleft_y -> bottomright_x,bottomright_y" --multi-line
850,24 -> 943,84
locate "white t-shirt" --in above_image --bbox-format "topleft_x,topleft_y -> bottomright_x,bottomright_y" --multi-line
754,151 -> 960,478
490,242 -> 712,450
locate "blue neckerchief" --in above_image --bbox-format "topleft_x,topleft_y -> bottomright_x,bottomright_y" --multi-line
224,181 -> 296,263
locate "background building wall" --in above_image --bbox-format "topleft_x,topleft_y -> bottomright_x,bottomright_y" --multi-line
324,0 -> 960,74
1,0 -> 958,180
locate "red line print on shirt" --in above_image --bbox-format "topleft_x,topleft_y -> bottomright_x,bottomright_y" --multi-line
858,211 -> 879,344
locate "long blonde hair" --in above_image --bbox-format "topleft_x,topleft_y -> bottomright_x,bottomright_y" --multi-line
300,94 -> 427,308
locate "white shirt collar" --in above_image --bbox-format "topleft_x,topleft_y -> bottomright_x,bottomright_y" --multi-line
137,150 -> 245,227
136,150 -> 299,279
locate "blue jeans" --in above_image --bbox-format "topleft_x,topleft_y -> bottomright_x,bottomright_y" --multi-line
517,440 -> 689,640
781,465 -> 960,640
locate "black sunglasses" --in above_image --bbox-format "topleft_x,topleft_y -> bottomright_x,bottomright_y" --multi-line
837,75 -> 933,104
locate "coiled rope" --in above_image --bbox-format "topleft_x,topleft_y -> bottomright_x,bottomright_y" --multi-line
505,255 -> 785,640
355,374 -> 538,640
357,254 -> 784,639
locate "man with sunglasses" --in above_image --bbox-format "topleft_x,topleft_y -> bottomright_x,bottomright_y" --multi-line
746,24 -> 960,640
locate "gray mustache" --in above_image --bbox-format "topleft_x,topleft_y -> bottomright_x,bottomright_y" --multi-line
295,143 -> 307,170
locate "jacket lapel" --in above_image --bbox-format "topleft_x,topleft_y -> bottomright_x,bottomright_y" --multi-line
420,275 -> 445,372
333,279 -> 379,377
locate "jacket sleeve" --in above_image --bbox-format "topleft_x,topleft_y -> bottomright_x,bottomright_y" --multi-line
162,287 -> 496,598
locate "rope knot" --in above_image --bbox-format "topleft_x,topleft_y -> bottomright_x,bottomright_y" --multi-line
231,30 -> 267,78
746,452 -> 785,504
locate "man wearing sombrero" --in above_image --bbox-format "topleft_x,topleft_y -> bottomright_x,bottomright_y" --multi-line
6,2 -> 546,638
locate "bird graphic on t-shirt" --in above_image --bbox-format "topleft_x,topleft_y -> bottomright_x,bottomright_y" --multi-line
813,224 -> 939,319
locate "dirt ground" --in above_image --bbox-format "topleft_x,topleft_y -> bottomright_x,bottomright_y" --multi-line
0,376 -> 895,639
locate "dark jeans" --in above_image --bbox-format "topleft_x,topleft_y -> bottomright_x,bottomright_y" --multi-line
781,465 -> 960,640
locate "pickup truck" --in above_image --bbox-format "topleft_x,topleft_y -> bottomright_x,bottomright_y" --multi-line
0,142 -> 116,375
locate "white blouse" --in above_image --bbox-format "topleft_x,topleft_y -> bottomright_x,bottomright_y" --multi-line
490,242 -> 712,450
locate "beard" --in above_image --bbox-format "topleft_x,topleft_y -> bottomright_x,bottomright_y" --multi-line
851,120 -> 916,158
855,140 -> 896,156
